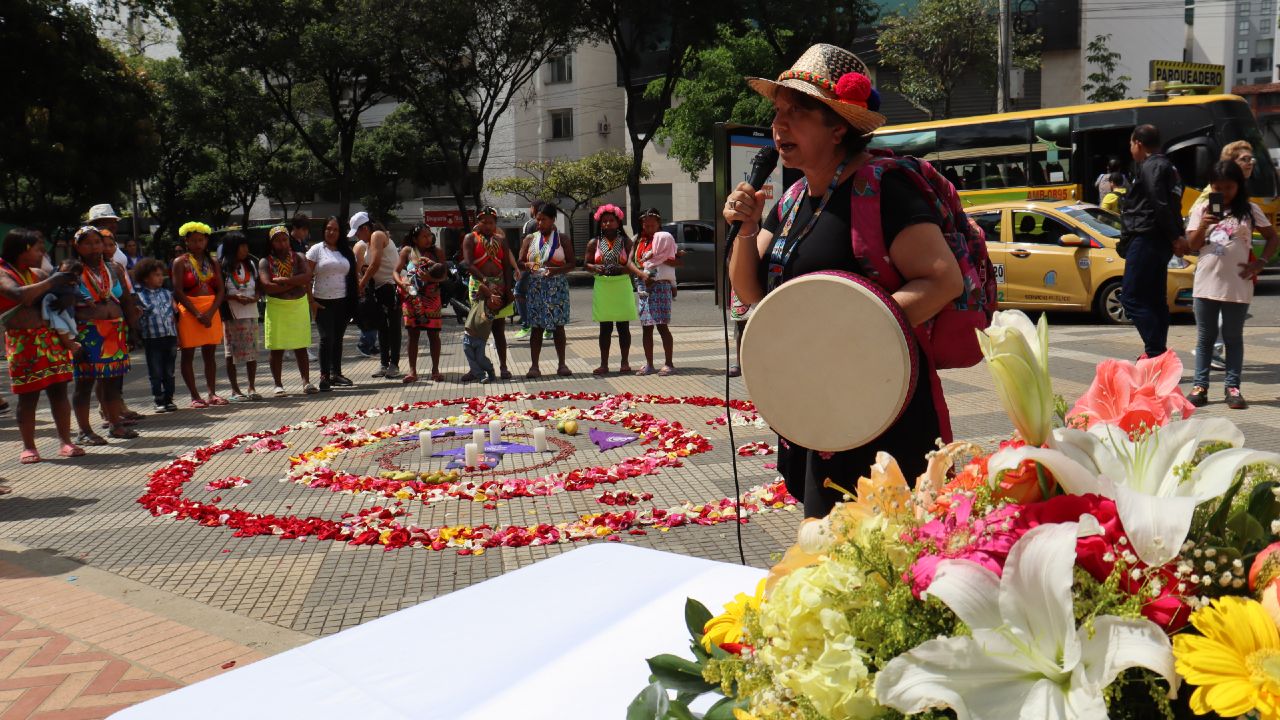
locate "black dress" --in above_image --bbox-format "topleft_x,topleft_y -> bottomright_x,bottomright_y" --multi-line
759,170 -> 944,519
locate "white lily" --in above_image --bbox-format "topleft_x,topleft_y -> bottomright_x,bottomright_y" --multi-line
875,522 -> 1178,720
976,310 -> 1053,446
989,417 -> 1280,567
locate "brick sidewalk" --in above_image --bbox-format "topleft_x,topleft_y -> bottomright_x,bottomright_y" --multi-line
3,316 -> 1280,716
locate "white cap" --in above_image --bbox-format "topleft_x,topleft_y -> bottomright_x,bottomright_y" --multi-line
87,203 -> 120,222
348,211 -> 370,238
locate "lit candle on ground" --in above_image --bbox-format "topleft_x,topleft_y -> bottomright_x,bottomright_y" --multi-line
489,420 -> 502,444
533,427 -> 548,452
464,443 -> 479,467
472,429 -> 486,450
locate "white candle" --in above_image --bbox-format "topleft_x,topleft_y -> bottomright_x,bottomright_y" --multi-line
464,443 -> 479,467
533,427 -> 548,452
489,420 -> 502,445
472,429 -> 487,450
420,433 -> 434,460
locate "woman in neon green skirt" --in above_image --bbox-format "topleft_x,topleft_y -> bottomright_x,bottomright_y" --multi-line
584,204 -> 644,375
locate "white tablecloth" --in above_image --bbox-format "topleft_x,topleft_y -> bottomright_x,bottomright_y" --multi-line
111,544 -> 765,719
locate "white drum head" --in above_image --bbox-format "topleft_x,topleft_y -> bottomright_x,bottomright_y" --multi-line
740,272 -> 916,453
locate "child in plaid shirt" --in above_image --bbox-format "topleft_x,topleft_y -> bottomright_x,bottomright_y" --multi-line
132,259 -> 179,413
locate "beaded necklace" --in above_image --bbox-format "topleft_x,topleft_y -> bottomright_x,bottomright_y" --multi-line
187,253 -> 214,287
228,260 -> 253,290
81,260 -> 112,304
0,259 -> 34,286
271,252 -> 293,278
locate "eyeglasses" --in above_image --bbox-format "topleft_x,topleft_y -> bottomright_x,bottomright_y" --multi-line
1239,156 -> 1256,164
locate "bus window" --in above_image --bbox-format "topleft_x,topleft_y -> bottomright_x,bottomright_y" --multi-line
1166,140 -> 1213,193
1213,101 -> 1279,198
1031,117 -> 1072,187
870,130 -> 937,157
935,120 -> 1030,190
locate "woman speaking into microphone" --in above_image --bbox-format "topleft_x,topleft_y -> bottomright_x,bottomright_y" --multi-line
725,44 -> 964,518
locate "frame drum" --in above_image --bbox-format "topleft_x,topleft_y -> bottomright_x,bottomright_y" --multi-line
740,271 -> 917,452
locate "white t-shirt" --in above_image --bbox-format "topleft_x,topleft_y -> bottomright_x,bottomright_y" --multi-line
223,262 -> 260,320
306,244 -> 351,300
1186,202 -> 1271,304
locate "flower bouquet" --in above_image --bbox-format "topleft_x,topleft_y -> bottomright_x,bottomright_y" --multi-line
631,311 -> 1280,720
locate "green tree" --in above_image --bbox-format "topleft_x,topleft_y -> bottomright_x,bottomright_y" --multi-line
133,57 -> 230,247
583,2 -> 720,230
263,121 -> 329,220
1082,34 -> 1131,103
168,0 -> 394,222
486,150 -> 650,245
382,0 -> 585,219
351,106 -> 444,224
877,0 -> 1041,118
0,0 -> 157,228
650,27 -> 780,180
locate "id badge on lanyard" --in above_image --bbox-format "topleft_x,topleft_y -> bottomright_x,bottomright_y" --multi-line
765,160 -> 847,293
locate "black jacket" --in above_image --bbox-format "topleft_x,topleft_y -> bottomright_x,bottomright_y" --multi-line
1121,153 -> 1184,242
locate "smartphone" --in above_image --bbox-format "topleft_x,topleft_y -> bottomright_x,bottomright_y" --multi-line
1209,192 -> 1224,216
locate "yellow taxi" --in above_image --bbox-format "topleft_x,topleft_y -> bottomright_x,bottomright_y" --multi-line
966,200 -> 1195,324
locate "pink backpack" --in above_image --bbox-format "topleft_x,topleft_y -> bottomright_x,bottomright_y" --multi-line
777,150 -> 996,370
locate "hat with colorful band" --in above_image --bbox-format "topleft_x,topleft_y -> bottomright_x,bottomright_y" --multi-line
745,43 -> 885,134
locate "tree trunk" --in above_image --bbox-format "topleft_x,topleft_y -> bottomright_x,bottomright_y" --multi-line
337,127 -> 356,224
628,140 -> 647,234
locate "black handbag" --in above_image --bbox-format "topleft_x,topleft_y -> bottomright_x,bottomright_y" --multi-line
356,284 -> 383,331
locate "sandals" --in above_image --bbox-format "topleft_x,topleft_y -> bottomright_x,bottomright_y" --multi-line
229,393 -> 249,403
109,426 -> 139,440
635,366 -> 654,377
273,386 -> 288,398
303,383 -> 320,395
728,365 -> 742,378
20,449 -> 39,465
431,373 -> 445,382
658,366 -> 676,377
76,432 -> 108,447
246,391 -> 263,401
0,486 -> 12,495
401,374 -> 418,384
619,364 -> 632,373
557,367 -> 573,377
500,369 -> 513,380
524,369 -> 542,379
592,367 -> 609,376
59,443 -> 85,458
206,395 -> 229,406
190,398 -> 209,409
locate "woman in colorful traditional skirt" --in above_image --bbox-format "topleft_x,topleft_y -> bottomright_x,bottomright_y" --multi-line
71,226 -> 135,443
584,204 -> 642,375
0,228 -> 81,466
172,222 -> 225,408
219,231 -> 262,401
259,227 -> 317,396
633,208 -> 679,376
462,206 -> 517,380
395,224 -> 446,383
518,202 -> 576,378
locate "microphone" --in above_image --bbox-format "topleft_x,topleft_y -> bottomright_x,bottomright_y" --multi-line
726,146 -> 779,251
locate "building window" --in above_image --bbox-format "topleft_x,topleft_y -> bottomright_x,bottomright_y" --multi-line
1264,0 -> 1274,14
1238,59 -> 1246,73
1240,39 -> 1251,54
549,109 -> 573,140
1239,0 -> 1251,12
1240,19 -> 1251,31
1253,56 -> 1271,72
1259,38 -> 1274,56
546,54 -> 573,84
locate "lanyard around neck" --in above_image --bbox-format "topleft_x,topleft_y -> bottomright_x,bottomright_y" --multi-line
767,160 -> 848,291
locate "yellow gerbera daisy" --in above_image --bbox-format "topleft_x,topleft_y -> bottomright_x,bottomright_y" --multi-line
1173,596 -> 1280,720
702,578 -> 766,653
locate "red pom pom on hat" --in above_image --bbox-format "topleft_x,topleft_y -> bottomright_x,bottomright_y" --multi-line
834,72 -> 872,104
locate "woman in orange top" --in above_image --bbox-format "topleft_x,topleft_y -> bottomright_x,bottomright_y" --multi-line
171,222 -> 226,408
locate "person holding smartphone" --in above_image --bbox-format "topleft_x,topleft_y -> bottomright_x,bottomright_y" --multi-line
1185,160 -> 1278,409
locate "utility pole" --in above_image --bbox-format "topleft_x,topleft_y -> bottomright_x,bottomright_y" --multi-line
997,0 -> 1012,113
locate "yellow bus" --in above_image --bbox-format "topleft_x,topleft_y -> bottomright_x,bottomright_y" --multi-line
869,94 -> 1280,220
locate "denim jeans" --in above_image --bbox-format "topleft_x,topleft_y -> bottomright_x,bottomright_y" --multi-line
142,336 -> 177,405
1193,297 -> 1248,389
1120,236 -> 1172,358
462,333 -> 494,379
375,283 -> 402,367
315,297 -> 349,378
